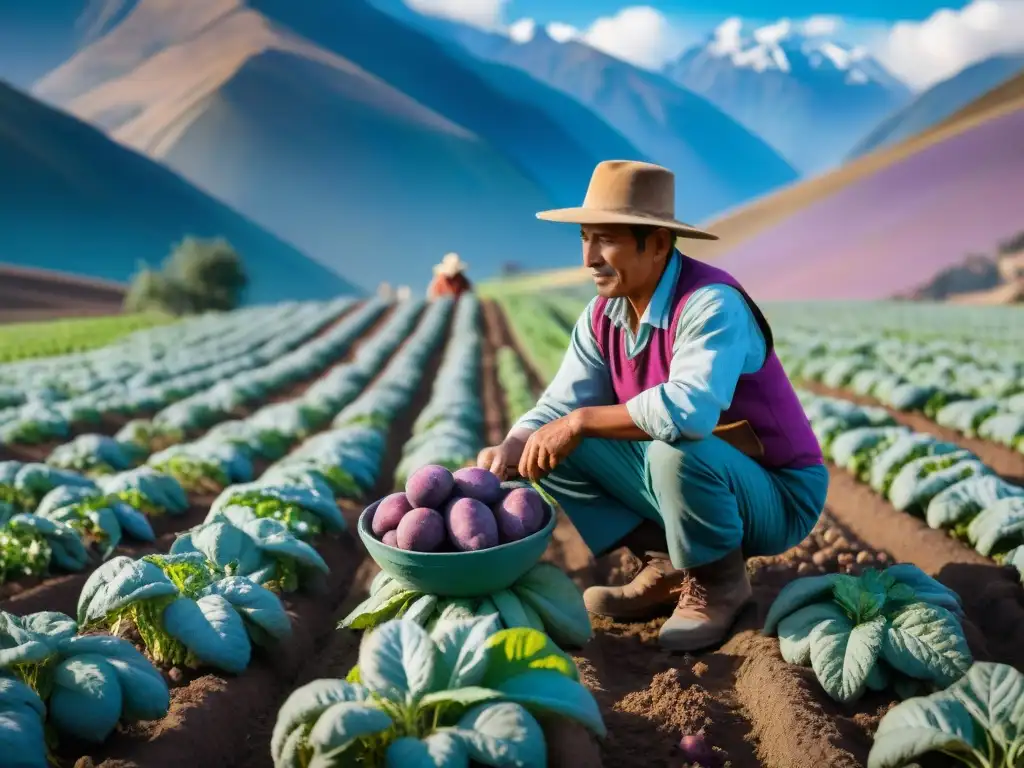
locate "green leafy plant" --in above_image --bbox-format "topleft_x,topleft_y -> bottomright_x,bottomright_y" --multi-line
0,676 -> 47,767
0,609 -> 169,749
98,466 -> 190,518
763,564 -> 972,703
77,552 -> 291,674
170,505 -> 329,593
271,615 -> 604,767
867,661 -> 1024,768
0,515 -> 89,584
341,563 -> 592,649
208,482 -> 346,539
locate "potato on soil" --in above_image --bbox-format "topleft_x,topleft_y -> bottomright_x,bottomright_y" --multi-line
372,492 -> 413,537
493,487 -> 545,541
446,497 -> 499,551
396,507 -> 446,552
405,464 -> 455,509
452,467 -> 503,505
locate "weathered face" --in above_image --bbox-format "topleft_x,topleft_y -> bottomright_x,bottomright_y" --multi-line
581,224 -> 672,297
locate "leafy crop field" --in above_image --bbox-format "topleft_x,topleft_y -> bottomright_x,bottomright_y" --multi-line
0,311 -> 174,362
0,293 -> 1022,768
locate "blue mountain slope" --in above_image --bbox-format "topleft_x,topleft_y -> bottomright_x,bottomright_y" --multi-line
0,79 -> 360,303
369,3 -> 799,223
847,53 -> 1024,159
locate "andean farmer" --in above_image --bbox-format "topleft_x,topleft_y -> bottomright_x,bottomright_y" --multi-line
477,161 -> 828,651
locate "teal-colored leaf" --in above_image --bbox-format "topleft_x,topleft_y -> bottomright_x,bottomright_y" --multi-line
431,614 -> 501,690
948,661 -> 1024,747
882,603 -> 972,687
0,678 -> 47,768
164,595 -> 251,674
777,603 -> 848,666
48,656 -> 123,743
403,595 -> 439,626
202,577 -> 292,643
495,669 -> 606,737
306,701 -> 392,757
271,680 -> 372,763
359,620 -> 438,704
763,574 -> 842,635
867,694 -> 980,768
451,701 -> 547,768
809,614 -> 884,702
385,733 -> 469,767
513,564 -> 592,648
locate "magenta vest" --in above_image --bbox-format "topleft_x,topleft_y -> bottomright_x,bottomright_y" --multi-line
591,255 -> 823,470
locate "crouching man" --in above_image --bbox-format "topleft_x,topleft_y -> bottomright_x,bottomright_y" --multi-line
477,160 -> 828,651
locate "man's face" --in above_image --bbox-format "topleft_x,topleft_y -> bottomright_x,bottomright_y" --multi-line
581,224 -> 671,297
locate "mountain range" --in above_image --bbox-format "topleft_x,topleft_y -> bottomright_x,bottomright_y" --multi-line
1,0 -> 1022,301
0,77 -> 357,304
664,18 -> 912,175
847,53 -> 1024,159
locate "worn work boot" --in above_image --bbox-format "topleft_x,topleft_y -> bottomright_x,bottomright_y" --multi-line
583,551 -> 687,620
658,548 -> 753,652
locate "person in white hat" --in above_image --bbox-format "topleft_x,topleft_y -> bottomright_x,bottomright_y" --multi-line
427,252 -> 472,300
477,160 -> 827,652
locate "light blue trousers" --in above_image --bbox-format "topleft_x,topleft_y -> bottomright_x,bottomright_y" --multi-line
537,436 -> 829,570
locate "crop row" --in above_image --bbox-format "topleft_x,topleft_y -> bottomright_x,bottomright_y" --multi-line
0,300 -> 425,597
0,297 -> 459,766
0,299 -> 357,445
799,388 -> 1024,582
778,331 -> 1024,454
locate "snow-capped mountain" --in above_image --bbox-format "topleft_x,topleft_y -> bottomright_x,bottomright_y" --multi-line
666,18 -> 912,174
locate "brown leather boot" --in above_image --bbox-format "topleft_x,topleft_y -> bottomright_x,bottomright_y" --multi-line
658,548 -> 752,652
583,550 -> 686,620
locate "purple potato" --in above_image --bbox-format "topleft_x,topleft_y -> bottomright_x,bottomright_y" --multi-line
406,465 -> 455,509
381,530 -> 399,547
446,497 -> 499,551
678,733 -> 717,767
396,507 -> 446,552
493,487 -> 544,540
372,492 -> 413,537
452,467 -> 503,505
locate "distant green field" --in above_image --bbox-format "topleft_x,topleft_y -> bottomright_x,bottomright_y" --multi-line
0,312 -> 176,362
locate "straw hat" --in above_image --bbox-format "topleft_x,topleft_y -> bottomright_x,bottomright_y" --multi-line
535,160 -> 718,240
434,252 -> 468,277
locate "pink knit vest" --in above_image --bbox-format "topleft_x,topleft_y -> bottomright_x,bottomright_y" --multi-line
591,255 -> 823,469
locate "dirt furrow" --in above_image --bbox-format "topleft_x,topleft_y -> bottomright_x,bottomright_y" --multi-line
801,381 -> 1024,485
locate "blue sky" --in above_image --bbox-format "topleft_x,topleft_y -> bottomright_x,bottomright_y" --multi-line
509,0 -> 960,28
405,0 -> 1024,89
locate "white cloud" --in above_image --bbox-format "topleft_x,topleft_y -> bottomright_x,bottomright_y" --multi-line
873,0 -> 1024,89
547,21 -> 581,43
801,15 -> 843,37
507,18 -> 537,43
404,0 -> 509,30
580,6 -> 689,70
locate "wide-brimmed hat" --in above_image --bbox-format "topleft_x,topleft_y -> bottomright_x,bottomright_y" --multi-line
434,252 -> 468,277
535,160 -> 718,240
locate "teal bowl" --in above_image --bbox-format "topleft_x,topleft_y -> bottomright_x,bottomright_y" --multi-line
357,482 -> 557,597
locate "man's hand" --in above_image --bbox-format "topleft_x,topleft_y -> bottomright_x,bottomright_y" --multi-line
518,414 -> 582,482
476,437 -> 526,480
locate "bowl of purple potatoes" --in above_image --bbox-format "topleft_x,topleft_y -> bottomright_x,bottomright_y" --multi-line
357,465 -> 557,596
